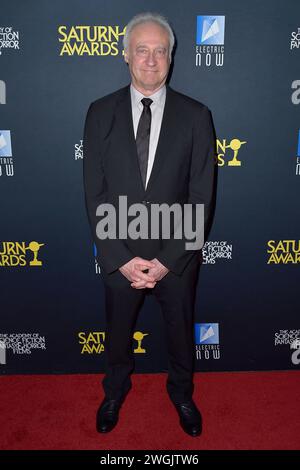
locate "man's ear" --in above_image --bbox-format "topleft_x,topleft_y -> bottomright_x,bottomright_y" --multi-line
124,51 -> 129,63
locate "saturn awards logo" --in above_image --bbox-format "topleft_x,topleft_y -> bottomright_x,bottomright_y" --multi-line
267,240 -> 300,264
58,25 -> 126,56
78,330 -> 149,354
217,137 -> 247,167
0,241 -> 45,267
78,332 -> 105,354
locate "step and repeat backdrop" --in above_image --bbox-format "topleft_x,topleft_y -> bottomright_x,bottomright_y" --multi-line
0,0 -> 299,374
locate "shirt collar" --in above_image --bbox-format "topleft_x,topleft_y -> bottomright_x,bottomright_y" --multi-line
130,83 -> 166,108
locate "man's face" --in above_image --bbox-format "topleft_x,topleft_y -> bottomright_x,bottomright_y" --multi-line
125,22 -> 171,95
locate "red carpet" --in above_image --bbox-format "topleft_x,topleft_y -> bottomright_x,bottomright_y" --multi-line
0,371 -> 299,450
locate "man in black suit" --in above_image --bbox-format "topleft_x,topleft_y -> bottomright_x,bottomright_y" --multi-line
83,12 -> 216,437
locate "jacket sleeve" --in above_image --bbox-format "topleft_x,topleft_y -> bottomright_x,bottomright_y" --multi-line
156,105 -> 216,276
83,102 -> 134,274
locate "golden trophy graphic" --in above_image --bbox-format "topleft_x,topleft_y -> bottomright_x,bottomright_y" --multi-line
133,331 -> 148,353
226,138 -> 246,166
26,241 -> 45,266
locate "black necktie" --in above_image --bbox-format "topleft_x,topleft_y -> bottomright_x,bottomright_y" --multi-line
136,98 -> 153,189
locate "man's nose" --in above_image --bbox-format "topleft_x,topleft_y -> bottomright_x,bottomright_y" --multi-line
145,51 -> 157,65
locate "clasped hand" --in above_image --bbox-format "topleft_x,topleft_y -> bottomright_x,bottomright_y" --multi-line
119,257 -> 169,289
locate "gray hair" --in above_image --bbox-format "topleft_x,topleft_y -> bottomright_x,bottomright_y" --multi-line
123,12 -> 175,61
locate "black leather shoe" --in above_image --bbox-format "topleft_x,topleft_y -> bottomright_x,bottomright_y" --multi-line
174,400 -> 202,437
96,398 -> 123,433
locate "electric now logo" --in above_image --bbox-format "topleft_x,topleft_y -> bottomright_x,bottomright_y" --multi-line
0,340 -> 6,364
195,323 -> 220,360
0,130 -> 12,156
195,323 -> 219,344
195,16 -> 225,67
196,16 -> 225,45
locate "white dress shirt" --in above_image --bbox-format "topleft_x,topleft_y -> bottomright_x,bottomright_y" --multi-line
130,83 -> 166,189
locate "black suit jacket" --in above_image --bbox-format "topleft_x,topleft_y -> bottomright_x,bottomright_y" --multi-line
83,84 -> 216,276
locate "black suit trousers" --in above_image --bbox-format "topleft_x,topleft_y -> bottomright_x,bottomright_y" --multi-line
101,254 -> 200,404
